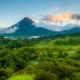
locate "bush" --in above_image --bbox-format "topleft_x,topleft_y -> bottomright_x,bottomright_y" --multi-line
35,71 -> 58,80
0,68 -> 13,80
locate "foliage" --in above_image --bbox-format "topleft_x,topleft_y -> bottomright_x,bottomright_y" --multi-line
0,36 -> 80,80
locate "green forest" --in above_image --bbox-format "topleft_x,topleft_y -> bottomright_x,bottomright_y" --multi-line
0,36 -> 80,80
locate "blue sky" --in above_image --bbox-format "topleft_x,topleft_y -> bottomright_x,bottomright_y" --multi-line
0,0 -> 80,28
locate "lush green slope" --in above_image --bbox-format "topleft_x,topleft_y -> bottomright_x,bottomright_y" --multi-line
0,36 -> 80,80
7,74 -> 34,80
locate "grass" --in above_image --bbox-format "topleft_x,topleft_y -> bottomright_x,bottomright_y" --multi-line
7,74 -> 34,80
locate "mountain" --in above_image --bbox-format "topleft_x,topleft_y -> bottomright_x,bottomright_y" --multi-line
60,27 -> 80,34
0,17 -> 80,38
0,17 -> 56,38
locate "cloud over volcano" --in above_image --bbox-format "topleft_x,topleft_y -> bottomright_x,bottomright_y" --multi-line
44,13 -> 72,22
34,12 -> 80,31
43,13 -> 80,23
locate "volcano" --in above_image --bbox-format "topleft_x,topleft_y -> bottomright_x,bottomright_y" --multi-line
1,17 -> 56,38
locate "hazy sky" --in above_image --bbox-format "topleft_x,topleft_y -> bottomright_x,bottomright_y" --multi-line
0,0 -> 80,28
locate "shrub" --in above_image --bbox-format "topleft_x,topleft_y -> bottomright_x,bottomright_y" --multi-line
0,68 -> 13,80
35,71 -> 58,80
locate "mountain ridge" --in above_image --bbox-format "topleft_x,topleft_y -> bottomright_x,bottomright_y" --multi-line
0,17 -> 80,38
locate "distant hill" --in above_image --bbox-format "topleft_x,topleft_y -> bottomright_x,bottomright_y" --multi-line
60,27 -> 80,34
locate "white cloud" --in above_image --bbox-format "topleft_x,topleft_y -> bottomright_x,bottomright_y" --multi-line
34,13 -> 80,31
4,26 -> 19,33
53,6 -> 60,10
0,26 -> 19,34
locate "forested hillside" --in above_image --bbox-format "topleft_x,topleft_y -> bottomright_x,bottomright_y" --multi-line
0,36 -> 80,80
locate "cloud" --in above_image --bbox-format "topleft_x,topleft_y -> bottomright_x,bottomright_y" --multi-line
53,6 -> 60,10
40,13 -> 80,25
43,13 -> 73,22
34,12 -> 80,31
0,26 -> 19,34
72,14 -> 80,20
4,26 -> 19,33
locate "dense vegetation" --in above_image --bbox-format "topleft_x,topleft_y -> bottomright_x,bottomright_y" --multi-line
0,36 -> 80,80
